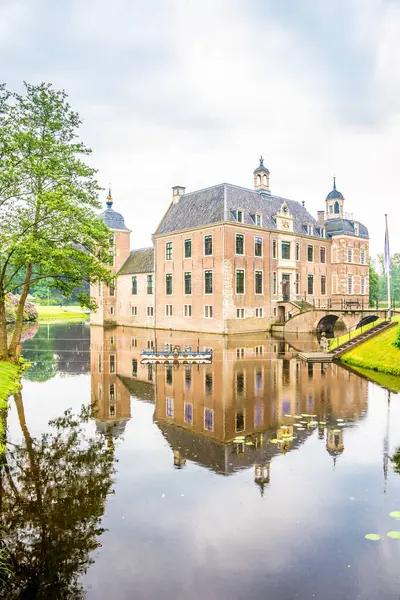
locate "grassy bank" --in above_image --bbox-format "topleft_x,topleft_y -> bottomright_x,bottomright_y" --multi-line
36,305 -> 89,323
329,318 -> 384,350
344,365 -> 400,393
341,318 -> 400,377
0,361 -> 21,455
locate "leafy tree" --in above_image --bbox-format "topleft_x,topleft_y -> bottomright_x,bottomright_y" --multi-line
0,82 -> 112,361
0,393 -> 116,598
391,447 -> 400,475
369,259 -> 380,307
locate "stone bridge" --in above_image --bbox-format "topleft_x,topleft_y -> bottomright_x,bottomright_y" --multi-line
272,307 -> 391,335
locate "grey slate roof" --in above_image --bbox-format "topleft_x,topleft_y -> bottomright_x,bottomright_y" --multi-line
100,207 -> 130,231
155,183 -> 324,237
118,247 -> 154,275
325,218 -> 369,238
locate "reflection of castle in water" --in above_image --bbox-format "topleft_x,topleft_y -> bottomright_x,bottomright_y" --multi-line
90,326 -> 368,482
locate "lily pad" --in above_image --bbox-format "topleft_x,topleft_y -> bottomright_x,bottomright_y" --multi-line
333,429 -> 341,434
296,426 -> 305,430
308,421 -> 318,426
387,531 -> 400,539
301,413 -> 311,417
337,418 -> 344,422
270,439 -> 279,444
245,441 -> 254,446
389,512 -> 400,519
319,421 -> 326,425
365,534 -> 381,541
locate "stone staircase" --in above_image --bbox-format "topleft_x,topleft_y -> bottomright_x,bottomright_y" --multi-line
329,320 -> 397,359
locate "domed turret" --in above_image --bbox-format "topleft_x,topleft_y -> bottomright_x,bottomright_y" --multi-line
101,188 -> 130,231
253,156 -> 270,193
326,177 -> 344,219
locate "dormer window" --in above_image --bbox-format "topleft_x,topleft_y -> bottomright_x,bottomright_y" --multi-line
307,224 -> 313,235
236,209 -> 244,223
251,213 -> 262,226
320,227 -> 325,238
354,222 -> 359,236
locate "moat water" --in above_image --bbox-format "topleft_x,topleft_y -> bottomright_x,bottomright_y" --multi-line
2,322 -> 400,599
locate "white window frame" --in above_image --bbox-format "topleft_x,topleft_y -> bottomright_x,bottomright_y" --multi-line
307,244 -> 314,262
184,304 -> 192,317
348,276 -> 353,295
235,232 -> 245,256
296,243 -> 300,261
236,308 -> 245,319
236,269 -> 245,295
166,396 -> 174,418
184,271 -> 192,295
273,272 -> 277,295
255,308 -> 263,318
255,270 -> 263,295
131,305 -> 137,316
165,241 -> 173,261
361,249 -> 366,265
204,305 -> 213,318
348,248 -> 353,263
110,306 -> 115,316
272,239 -> 277,259
146,306 -> 154,317
184,238 -> 192,259
254,236 -> 263,257
204,234 -> 213,256
320,247 -> 326,264
204,269 -> 213,295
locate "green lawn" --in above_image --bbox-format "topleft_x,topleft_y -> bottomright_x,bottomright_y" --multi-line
36,305 -> 89,323
0,361 -> 21,455
341,317 -> 400,377
329,318 -> 384,350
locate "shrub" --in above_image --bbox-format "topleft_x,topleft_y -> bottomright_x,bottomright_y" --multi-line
393,326 -> 400,349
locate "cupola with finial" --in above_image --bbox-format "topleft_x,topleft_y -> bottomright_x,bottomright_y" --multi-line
325,177 -> 345,219
106,186 -> 113,209
253,156 -> 270,193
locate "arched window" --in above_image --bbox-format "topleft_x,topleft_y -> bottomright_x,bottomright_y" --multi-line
256,174 -> 261,186
263,174 -> 267,185
334,201 -> 340,214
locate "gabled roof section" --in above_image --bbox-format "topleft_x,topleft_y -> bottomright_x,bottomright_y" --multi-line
118,247 -> 154,275
154,183 -> 324,237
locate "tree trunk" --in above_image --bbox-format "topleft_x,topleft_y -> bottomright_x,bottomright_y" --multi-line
0,286 -> 8,360
8,264 -> 32,360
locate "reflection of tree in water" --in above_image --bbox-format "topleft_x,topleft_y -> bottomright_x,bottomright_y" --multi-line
391,447 -> 400,475
22,323 -> 90,382
0,392 -> 116,599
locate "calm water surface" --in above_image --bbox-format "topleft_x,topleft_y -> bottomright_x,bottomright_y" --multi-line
3,323 -> 400,599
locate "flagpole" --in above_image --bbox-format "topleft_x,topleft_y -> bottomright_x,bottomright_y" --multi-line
385,214 -> 391,320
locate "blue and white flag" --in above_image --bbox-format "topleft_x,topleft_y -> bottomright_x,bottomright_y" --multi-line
384,215 -> 390,275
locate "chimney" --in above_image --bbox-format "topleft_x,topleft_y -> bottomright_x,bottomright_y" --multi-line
317,210 -> 325,226
172,185 -> 185,204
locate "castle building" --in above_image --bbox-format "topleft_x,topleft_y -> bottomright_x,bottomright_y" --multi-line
90,160 -> 369,333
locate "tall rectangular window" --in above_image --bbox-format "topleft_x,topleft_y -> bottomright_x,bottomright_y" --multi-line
348,248 -> 353,263
320,247 -> 326,263
147,363 -> 153,381
204,235 -> 213,256
131,305 -> 137,316
184,238 -> 192,258
204,270 -> 213,294
131,276 -> 137,295
165,273 -> 173,295
321,275 -> 326,295
204,408 -> 214,431
184,272 -> 192,295
236,234 -> 244,255
272,240 -> 277,259
307,245 -> 314,262
361,277 -> 365,295
236,269 -> 245,294
361,249 -> 366,265
184,402 -> 193,423
273,272 -> 277,295
166,396 -> 174,417
147,275 -> 153,294
282,241 -> 291,259
236,210 -> 244,223
255,237 -> 262,257
296,272 -> 300,295
255,271 -> 263,294
184,304 -> 192,317
109,278 -> 115,297
185,366 -> 192,391
205,372 -> 213,394
348,276 -> 353,294
132,358 -> 138,377
236,409 -> 245,432
308,274 -> 314,295
165,304 -> 173,316
147,306 -> 154,316
110,355 -> 115,373
166,367 -> 173,386
296,243 -> 300,261
165,242 -> 172,260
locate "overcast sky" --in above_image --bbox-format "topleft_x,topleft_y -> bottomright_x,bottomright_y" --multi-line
1,0 -> 399,257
